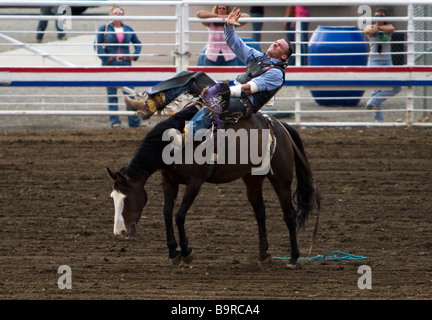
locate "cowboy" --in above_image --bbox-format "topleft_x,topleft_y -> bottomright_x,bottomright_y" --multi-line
125,7 -> 292,135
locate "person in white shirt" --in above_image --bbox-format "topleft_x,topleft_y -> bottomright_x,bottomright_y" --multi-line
363,8 -> 401,122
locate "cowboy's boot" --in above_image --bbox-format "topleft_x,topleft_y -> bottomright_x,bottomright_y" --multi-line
125,92 -> 165,120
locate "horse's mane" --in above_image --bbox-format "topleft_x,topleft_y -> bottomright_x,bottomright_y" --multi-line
125,105 -> 198,180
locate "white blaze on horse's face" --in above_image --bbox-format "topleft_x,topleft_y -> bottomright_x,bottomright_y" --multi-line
110,190 -> 127,237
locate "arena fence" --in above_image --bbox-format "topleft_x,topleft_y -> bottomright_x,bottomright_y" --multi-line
0,0 -> 431,127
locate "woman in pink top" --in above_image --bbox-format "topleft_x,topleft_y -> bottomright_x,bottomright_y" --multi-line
196,5 -> 249,66
284,5 -> 311,66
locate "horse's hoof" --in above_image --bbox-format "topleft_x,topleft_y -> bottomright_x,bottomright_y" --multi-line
181,249 -> 195,265
170,252 -> 182,267
259,255 -> 273,265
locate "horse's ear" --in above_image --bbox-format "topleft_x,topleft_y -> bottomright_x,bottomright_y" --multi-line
116,171 -> 128,184
107,167 -> 129,190
107,167 -> 117,180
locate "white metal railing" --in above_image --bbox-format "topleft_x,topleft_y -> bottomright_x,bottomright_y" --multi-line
0,0 -> 431,127
2,1 -> 431,67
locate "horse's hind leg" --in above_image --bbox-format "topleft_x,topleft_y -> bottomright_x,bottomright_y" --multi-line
242,175 -> 271,263
175,181 -> 203,264
268,175 -> 300,267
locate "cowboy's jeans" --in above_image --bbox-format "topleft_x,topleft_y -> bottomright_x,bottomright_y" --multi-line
185,107 -> 213,138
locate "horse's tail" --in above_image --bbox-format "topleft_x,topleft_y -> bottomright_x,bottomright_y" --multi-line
280,122 -> 320,230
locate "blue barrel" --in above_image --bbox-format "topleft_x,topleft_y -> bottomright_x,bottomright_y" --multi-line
308,26 -> 368,106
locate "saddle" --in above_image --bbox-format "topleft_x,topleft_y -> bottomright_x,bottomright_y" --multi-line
206,110 -> 277,179
184,88 -> 254,127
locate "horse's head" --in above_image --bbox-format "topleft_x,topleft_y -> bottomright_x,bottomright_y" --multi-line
107,167 -> 148,239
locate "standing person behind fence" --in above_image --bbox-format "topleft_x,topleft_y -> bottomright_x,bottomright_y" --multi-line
196,5 -> 249,66
249,6 -> 264,43
95,6 -> 143,128
364,8 -> 402,122
284,5 -> 310,66
36,6 -> 68,43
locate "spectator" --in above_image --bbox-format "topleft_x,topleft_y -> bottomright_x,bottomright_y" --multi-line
196,5 -> 249,66
364,8 -> 401,122
36,6 -> 68,43
249,6 -> 264,43
284,5 -> 310,65
95,6 -> 143,128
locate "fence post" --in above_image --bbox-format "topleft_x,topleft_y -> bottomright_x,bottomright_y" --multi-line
406,3 -> 415,126
175,3 -> 182,72
294,20 -> 302,124
294,83 -> 302,125
295,19 -> 301,67
175,2 -> 189,72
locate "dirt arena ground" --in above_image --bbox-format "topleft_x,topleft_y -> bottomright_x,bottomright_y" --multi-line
0,125 -> 431,301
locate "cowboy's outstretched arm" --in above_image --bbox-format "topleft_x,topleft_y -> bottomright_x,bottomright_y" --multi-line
225,8 -> 260,64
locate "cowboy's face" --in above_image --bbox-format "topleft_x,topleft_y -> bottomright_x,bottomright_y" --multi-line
267,39 -> 290,61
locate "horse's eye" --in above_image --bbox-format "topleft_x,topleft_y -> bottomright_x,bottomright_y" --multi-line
124,196 -> 130,202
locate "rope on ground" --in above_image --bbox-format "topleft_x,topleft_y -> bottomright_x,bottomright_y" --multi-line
274,251 -> 367,262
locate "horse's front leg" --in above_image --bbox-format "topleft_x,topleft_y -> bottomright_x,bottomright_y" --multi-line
174,182 -> 202,265
243,175 -> 271,263
162,173 -> 181,265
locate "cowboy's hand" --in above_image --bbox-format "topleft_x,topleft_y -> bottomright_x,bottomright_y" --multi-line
226,7 -> 241,27
242,83 -> 252,96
